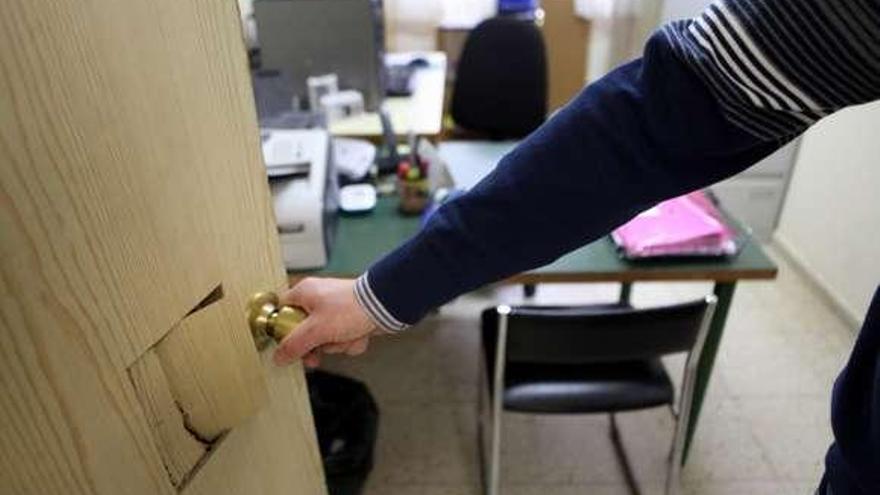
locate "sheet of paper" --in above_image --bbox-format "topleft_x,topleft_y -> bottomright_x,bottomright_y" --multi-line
438,141 -> 518,190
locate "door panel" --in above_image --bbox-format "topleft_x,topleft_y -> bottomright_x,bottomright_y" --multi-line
152,297 -> 267,441
129,351 -> 209,488
182,352 -> 326,495
0,282 -> 173,494
0,0 -> 324,493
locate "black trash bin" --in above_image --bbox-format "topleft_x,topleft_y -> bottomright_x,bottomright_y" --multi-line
306,370 -> 379,495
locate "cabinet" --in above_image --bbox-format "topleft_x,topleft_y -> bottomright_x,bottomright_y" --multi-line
710,139 -> 800,241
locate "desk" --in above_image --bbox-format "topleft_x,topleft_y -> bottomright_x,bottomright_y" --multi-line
328,52 -> 447,139
300,194 -> 776,461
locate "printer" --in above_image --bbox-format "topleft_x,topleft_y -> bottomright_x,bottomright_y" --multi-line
264,128 -> 338,270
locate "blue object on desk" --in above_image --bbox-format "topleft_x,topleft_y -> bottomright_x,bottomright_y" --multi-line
499,0 -> 540,14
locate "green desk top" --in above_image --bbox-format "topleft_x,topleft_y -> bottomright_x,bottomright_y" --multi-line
302,197 -> 777,283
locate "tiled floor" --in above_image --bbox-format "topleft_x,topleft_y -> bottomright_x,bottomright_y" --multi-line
321,244 -> 857,494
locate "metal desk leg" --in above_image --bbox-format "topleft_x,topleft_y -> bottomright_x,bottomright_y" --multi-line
682,281 -> 736,463
619,282 -> 633,305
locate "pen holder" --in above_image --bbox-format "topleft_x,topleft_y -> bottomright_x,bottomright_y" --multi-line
397,178 -> 430,215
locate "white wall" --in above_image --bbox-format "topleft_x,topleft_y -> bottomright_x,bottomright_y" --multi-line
579,0 -> 664,82
384,0 -> 494,51
775,101 -> 880,323
660,0 -> 711,21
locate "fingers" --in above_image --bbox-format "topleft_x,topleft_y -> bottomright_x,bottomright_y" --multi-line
302,351 -> 321,368
321,342 -> 349,354
272,278 -> 381,367
279,278 -> 317,311
345,337 -> 369,356
275,334 -> 371,367
273,319 -> 320,366
315,337 -> 369,356
273,319 -> 367,365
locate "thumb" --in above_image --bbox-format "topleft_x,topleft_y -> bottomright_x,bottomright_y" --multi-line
273,318 -> 322,366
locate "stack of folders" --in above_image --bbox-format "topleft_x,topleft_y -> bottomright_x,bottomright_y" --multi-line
612,191 -> 739,259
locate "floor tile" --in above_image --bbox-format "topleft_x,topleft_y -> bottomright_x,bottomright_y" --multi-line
499,413 -> 623,484
368,403 -> 480,486
504,483 -> 635,495
363,482 -> 478,495
682,480 -> 800,495
739,396 -> 832,483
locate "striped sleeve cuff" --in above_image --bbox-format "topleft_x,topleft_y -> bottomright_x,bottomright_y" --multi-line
354,272 -> 410,333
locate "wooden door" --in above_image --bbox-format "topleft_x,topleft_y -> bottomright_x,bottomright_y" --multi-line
0,1 -> 325,493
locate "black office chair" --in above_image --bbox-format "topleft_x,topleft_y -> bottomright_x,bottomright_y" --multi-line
442,16 -> 547,297
478,297 -> 717,495
450,16 -> 547,139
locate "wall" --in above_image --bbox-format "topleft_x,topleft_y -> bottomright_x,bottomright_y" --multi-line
660,0 -> 711,21
384,0 -> 494,51
578,0 -> 663,82
775,101 -> 880,324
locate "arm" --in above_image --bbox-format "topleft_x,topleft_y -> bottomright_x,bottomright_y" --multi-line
359,0 -> 880,330
276,0 -> 880,360
359,33 -> 776,330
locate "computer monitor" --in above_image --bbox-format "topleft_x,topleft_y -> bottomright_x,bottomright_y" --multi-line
254,0 -> 386,112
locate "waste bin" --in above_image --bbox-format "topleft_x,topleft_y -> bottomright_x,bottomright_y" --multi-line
306,370 -> 379,495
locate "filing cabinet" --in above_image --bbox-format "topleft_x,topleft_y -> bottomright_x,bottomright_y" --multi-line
710,139 -> 800,241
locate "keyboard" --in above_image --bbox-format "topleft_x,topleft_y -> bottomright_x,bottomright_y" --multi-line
385,64 -> 416,96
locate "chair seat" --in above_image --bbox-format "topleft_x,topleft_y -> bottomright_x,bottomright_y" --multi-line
501,359 -> 674,414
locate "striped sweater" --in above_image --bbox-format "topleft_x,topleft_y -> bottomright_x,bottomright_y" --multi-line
356,2 -> 878,491
665,0 -> 880,140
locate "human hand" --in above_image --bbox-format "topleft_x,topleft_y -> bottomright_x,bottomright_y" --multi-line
273,277 -> 380,368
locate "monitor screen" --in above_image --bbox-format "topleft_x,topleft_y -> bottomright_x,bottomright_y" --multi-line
254,0 -> 386,112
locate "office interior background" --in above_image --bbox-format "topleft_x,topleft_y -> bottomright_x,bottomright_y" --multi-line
237,0 -> 879,493
239,0 -> 879,324
1,1 -> 877,494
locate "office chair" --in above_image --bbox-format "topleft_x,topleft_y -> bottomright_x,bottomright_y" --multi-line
477,296 -> 717,495
441,16 -> 547,297
450,16 -> 547,139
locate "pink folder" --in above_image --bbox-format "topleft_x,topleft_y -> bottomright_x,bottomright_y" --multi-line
612,191 -> 737,258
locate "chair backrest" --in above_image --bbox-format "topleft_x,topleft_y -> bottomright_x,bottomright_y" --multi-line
451,16 -> 547,139
481,299 -> 714,365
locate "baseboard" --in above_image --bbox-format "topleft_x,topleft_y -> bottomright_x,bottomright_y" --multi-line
771,234 -> 862,331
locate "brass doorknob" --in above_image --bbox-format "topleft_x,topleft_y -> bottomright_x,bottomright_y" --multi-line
247,292 -> 307,348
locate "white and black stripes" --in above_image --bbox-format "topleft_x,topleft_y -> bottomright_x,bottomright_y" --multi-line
664,0 -> 880,141
354,273 -> 410,332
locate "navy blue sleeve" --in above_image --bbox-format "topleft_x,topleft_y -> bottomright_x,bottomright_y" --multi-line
358,30 -> 778,328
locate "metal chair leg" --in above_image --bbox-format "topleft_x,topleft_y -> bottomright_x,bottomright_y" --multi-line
485,307 -> 510,495
666,296 -> 717,495
477,368 -> 488,493
487,394 -> 502,495
477,365 -> 499,495
609,413 -> 642,495
665,417 -> 685,495
665,396 -> 689,495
